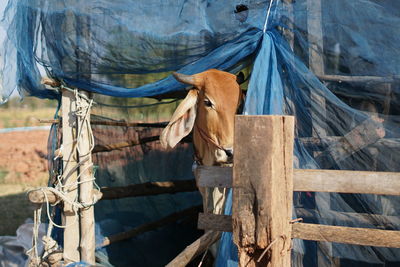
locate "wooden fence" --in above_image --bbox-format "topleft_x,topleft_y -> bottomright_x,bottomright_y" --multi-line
195,115 -> 400,267
29,91 -> 400,266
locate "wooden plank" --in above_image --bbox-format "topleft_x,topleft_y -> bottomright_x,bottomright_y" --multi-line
294,169 -> 400,195
195,166 -> 232,188
315,117 -> 385,168
61,89 -> 80,263
190,167 -> 400,196
233,115 -> 294,267
292,223 -> 400,248
101,180 -> 197,200
92,135 -> 192,153
295,208 -> 400,228
318,74 -> 400,84
28,188 -> 102,205
39,118 -> 168,128
198,213 -> 232,232
166,231 -> 221,267
196,208 -> 400,233
299,137 -> 400,150
92,136 -> 160,153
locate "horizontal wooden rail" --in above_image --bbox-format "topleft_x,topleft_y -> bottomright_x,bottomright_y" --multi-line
196,166 -> 400,196
299,137 -> 400,150
292,223 -> 400,248
92,135 -> 192,154
295,208 -> 400,228
28,180 -> 197,204
195,166 -> 232,188
317,74 -> 400,84
101,179 -> 197,200
28,188 -> 102,205
295,169 -> 400,195
198,209 -> 400,233
197,214 -> 400,248
92,136 -> 160,153
39,118 -> 168,128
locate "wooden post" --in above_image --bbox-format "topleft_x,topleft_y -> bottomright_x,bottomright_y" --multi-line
307,0 -> 326,137
232,115 -> 294,267
62,89 -> 80,263
307,0 -> 339,264
77,90 -> 96,264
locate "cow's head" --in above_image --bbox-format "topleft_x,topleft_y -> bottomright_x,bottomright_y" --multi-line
160,69 -> 242,166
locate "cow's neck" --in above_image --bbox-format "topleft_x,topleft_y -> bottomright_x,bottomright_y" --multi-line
193,128 -> 232,167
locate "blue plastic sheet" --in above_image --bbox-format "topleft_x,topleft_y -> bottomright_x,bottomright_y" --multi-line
3,0 -> 400,266
0,0 -> 268,101
218,0 -> 400,265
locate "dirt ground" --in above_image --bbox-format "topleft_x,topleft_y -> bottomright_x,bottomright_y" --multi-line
0,130 -> 49,235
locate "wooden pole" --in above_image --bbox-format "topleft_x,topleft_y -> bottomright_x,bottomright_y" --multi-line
306,0 -> 339,263
232,115 -> 294,267
101,179 -> 197,200
166,231 -> 221,267
61,89 -> 80,263
77,90 -> 96,264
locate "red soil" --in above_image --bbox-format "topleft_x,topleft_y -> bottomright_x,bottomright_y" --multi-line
0,130 -> 49,182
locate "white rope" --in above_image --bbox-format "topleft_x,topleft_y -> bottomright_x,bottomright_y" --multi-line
28,87 -> 99,266
263,0 -> 276,33
26,207 -> 42,266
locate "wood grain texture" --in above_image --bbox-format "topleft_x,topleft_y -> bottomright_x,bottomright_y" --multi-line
292,223 -> 400,248
28,188 -> 102,204
196,166 -> 233,188
189,167 -> 400,196
294,169 -> 400,195
195,208 -> 400,233
166,230 -> 221,267
198,213 -> 232,232
233,115 -> 294,267
61,89 -> 80,263
77,91 -> 96,264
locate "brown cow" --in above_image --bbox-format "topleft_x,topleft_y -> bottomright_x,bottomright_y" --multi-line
160,69 -> 242,214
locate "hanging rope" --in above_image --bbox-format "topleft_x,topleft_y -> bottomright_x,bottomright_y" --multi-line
263,0 -> 276,33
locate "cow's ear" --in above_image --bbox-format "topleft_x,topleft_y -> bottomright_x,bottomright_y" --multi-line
160,90 -> 198,149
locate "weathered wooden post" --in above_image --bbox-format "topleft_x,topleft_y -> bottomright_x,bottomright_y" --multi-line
77,90 -> 96,264
232,115 -> 294,266
61,89 -> 80,263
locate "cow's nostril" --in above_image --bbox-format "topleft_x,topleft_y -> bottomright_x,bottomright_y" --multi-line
224,148 -> 233,158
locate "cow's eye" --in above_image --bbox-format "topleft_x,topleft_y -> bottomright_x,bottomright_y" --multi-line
204,99 -> 213,108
